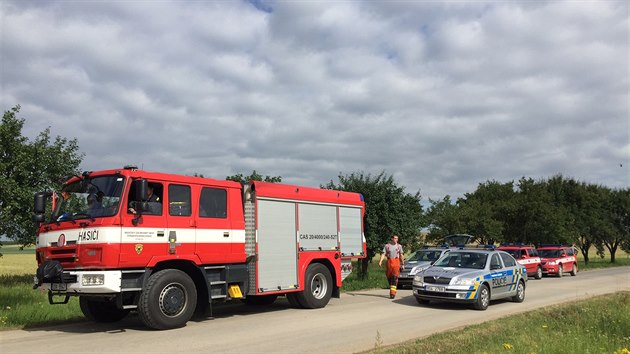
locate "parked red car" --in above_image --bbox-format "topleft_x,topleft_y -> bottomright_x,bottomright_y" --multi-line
537,244 -> 579,277
498,244 -> 543,279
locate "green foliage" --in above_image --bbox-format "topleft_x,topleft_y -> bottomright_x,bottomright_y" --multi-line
0,105 -> 83,250
323,171 -> 425,277
226,170 -> 282,183
426,195 -> 463,243
426,174 -> 629,263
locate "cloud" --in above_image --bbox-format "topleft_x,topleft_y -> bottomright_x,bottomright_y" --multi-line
1,0 -> 627,201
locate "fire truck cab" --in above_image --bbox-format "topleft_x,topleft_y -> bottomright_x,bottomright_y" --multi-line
33,167 -> 366,329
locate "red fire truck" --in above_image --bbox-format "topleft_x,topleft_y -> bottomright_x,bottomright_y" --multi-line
33,167 -> 366,329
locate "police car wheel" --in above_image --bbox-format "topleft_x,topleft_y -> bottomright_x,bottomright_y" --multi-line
535,267 -> 543,280
512,281 -> 525,303
79,297 -> 130,323
473,284 -> 490,310
296,263 -> 333,309
138,269 -> 197,330
570,264 -> 577,276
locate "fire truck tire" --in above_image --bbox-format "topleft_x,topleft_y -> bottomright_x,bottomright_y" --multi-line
79,297 -> 130,323
286,293 -> 304,308
242,294 -> 278,305
296,263 -> 332,309
138,269 -> 197,330
473,284 -> 490,310
570,264 -> 578,276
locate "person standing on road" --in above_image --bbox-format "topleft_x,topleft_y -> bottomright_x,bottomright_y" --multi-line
379,235 -> 404,299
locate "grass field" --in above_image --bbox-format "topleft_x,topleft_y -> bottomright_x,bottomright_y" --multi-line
367,292 -> 630,354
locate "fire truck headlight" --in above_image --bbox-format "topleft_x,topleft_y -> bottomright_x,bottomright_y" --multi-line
82,274 -> 105,286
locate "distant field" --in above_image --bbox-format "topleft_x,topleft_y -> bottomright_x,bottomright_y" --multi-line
0,245 -> 37,276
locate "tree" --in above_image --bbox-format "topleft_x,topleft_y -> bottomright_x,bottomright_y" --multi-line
425,195 -> 465,243
323,171 -> 424,279
226,170 -> 282,183
458,180 -> 516,244
0,105 -> 83,251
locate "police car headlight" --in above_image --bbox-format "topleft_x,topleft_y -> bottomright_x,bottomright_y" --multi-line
452,278 -> 475,286
82,274 -> 105,286
413,275 -> 423,284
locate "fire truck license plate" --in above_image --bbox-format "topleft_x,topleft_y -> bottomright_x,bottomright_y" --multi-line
51,283 -> 67,291
427,286 -> 445,292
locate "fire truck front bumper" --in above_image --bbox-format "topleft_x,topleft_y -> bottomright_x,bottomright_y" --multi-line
35,261 -> 122,294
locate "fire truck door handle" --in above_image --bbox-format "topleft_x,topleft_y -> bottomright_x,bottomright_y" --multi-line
223,232 -> 229,238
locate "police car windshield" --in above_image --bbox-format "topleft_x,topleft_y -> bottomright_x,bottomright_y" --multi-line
408,250 -> 442,262
539,249 -> 562,258
51,175 -> 125,222
433,252 -> 488,270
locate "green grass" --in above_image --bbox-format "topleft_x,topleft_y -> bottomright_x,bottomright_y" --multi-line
342,259 -> 389,291
0,274 -> 82,329
367,292 -> 630,354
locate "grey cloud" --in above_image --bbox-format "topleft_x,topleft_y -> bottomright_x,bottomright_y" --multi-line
2,0 -> 627,202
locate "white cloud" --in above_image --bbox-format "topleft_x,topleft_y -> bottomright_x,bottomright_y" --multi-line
1,0 -> 627,201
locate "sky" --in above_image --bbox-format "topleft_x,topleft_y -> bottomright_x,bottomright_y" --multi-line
1,0 -> 628,202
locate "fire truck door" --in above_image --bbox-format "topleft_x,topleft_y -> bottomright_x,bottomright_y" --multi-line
256,199 -> 298,292
165,184 -> 196,257
195,187 -> 233,264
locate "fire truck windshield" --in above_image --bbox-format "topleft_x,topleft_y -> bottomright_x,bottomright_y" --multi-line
52,175 -> 125,222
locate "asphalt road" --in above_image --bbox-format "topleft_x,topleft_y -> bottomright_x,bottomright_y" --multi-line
1,267 -> 629,354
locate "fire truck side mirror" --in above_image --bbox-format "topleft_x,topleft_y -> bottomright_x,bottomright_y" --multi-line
134,179 -> 149,202
33,192 -> 51,224
34,192 -> 49,214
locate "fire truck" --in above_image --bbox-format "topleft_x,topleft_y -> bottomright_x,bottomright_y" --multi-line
33,167 -> 366,329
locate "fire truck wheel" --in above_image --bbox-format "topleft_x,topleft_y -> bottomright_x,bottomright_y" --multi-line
138,269 -> 197,330
473,284 -> 490,310
296,263 -> 332,309
534,266 -> 543,280
286,293 -> 304,308
79,297 -> 130,323
242,294 -> 278,306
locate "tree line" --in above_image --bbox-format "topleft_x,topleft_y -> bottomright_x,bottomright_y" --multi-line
425,178 -> 629,264
1,105 -> 628,270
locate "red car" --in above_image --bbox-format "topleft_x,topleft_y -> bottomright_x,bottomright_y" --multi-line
498,244 -> 543,279
537,244 -> 579,277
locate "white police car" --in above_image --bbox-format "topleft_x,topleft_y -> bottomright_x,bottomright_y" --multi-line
412,248 -> 527,310
398,247 -> 451,288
